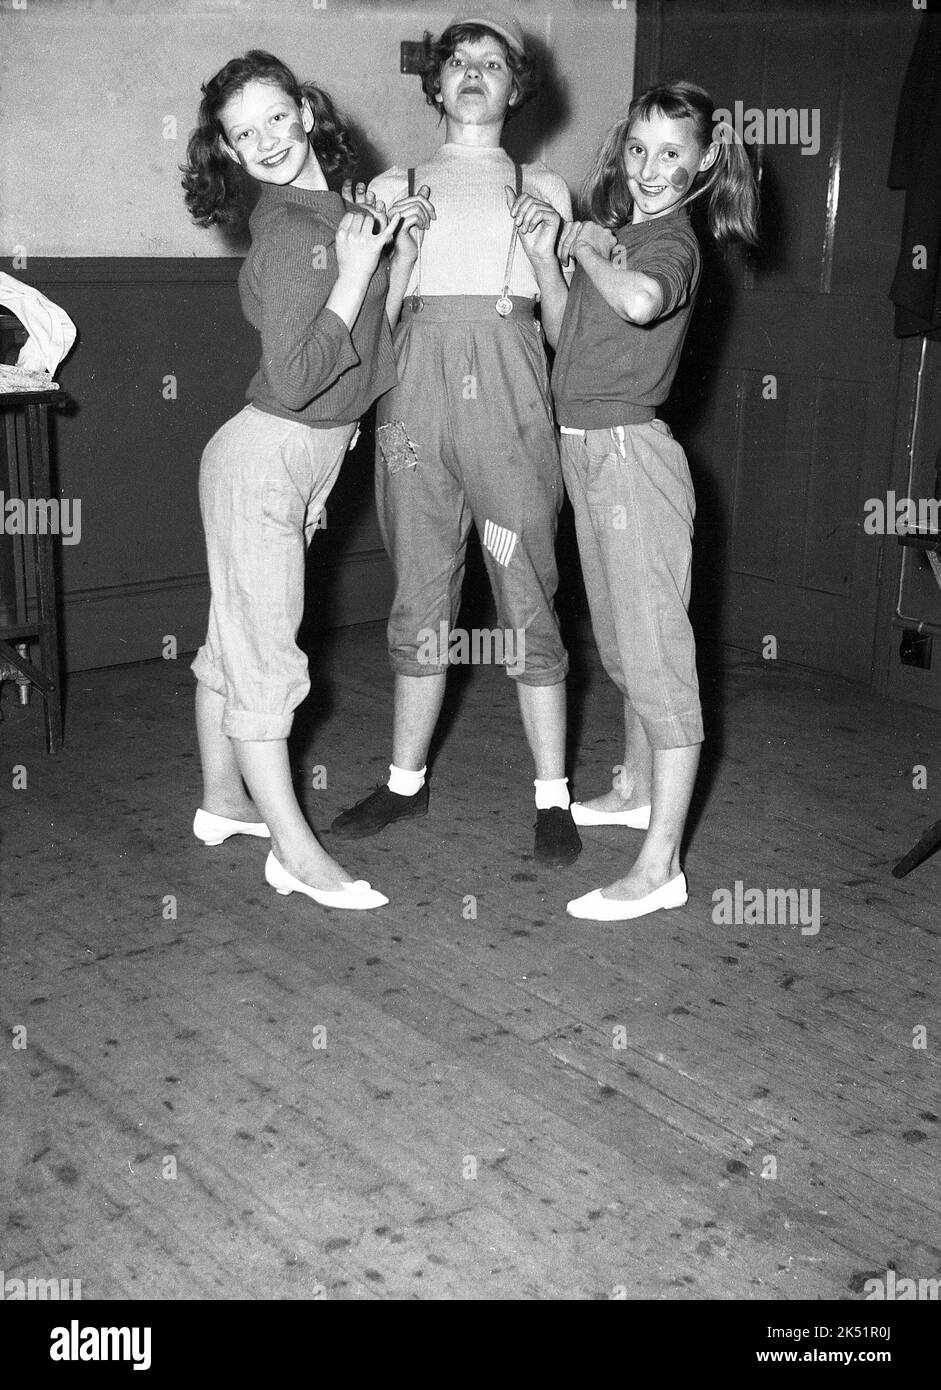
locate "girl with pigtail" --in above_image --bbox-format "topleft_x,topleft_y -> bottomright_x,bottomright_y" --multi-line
507,80 -> 758,920
181,50 -> 431,912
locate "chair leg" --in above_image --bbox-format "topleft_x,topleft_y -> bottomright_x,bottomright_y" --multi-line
891,817 -> 941,878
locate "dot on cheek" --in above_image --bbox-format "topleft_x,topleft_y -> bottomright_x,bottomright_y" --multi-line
287,121 -> 306,143
670,166 -> 690,192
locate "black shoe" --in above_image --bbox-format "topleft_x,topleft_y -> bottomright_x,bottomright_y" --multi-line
534,807 -> 582,867
331,782 -> 429,839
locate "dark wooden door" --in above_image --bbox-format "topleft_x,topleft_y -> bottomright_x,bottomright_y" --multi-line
635,0 -> 915,681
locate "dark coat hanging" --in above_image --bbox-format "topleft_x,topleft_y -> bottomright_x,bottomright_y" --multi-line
888,5 -> 941,339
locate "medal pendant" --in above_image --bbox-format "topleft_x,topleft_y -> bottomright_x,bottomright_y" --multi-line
410,294 -> 424,313
495,296 -> 513,317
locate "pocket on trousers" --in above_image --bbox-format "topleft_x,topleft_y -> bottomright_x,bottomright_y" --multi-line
583,428 -> 622,468
642,421 -> 696,521
516,320 -> 553,408
239,479 -> 301,535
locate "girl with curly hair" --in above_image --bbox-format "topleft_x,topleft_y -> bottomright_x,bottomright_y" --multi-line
182,51 -> 429,911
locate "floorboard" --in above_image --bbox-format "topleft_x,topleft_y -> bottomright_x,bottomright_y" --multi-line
1,625 -> 939,1299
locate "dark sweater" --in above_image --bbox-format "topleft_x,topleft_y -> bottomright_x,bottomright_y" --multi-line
239,183 -> 397,427
552,206 -> 701,429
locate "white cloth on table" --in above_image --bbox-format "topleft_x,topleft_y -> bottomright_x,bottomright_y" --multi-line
0,271 -> 76,376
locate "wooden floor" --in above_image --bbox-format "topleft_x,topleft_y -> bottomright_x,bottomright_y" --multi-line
2,624 -> 940,1300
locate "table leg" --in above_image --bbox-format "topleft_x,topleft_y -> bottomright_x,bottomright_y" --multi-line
25,403 -> 63,753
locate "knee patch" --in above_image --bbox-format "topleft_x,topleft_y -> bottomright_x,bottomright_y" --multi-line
482,519 -> 519,567
377,421 -> 419,475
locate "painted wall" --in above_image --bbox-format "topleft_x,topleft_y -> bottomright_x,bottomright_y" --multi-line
1,0 -> 637,258
0,0 -> 637,672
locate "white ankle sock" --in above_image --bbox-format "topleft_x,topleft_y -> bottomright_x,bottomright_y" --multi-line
534,776 -> 570,810
388,763 -> 426,797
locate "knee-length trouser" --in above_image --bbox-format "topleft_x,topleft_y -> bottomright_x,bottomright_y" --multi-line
191,404 -> 356,740
559,420 -> 704,748
375,297 -> 568,686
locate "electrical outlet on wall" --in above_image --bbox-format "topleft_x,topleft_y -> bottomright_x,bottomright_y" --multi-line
401,41 -> 423,74
899,628 -> 933,669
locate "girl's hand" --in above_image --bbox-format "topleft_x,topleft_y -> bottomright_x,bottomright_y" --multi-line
557,220 -> 582,266
504,187 -> 562,266
334,205 -> 401,282
387,183 -> 435,262
559,219 -> 617,265
341,179 -> 384,221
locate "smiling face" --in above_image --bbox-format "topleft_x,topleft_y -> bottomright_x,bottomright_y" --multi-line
436,35 -> 518,138
219,79 -> 323,189
624,110 -> 717,223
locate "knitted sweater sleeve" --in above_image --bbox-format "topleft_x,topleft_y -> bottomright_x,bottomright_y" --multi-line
255,208 -> 360,411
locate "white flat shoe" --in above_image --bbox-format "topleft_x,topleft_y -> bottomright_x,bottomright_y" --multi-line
193,807 -> 271,845
264,851 -> 389,911
567,872 -> 687,921
570,801 -> 651,829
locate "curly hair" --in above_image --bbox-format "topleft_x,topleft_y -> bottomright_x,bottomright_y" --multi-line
418,23 -> 539,121
583,80 -> 759,248
181,50 -> 357,228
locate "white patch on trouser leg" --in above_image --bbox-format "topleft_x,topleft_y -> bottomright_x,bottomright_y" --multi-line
483,519 -> 518,567
377,421 -> 419,473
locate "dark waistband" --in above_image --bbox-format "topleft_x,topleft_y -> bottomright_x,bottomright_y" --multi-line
400,295 -> 535,322
558,409 -> 657,430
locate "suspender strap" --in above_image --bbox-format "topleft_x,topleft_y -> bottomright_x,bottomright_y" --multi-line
406,162 -> 524,315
